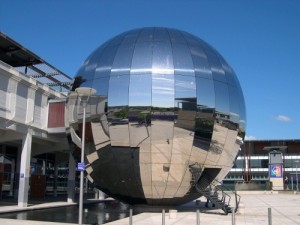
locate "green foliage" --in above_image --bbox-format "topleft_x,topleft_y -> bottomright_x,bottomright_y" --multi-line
114,109 -> 128,118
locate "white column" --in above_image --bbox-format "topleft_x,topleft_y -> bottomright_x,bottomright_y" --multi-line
18,130 -> 32,207
7,78 -> 17,120
9,159 -> 15,196
67,152 -> 76,203
26,87 -> 36,124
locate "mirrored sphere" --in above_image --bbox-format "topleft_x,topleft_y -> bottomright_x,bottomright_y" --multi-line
69,27 -> 246,205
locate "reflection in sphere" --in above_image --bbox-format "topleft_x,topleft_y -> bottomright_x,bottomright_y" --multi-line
68,27 -> 246,206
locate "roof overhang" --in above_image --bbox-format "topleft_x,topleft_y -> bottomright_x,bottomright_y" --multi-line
0,32 -> 73,92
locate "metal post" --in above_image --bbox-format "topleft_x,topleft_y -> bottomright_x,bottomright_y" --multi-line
162,209 -> 165,225
231,207 -> 235,225
129,208 -> 133,225
268,208 -> 272,225
296,161 -> 299,192
196,209 -> 200,225
78,103 -> 86,225
75,87 -> 96,225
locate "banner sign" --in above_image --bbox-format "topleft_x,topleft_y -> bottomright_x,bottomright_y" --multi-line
270,164 -> 283,178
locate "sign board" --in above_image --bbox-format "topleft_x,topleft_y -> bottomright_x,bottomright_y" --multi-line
77,162 -> 86,171
270,164 -> 283,178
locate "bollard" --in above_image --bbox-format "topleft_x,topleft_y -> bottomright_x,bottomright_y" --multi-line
129,208 -> 133,225
231,207 -> 235,225
268,208 -> 272,225
196,209 -> 200,225
169,209 -> 177,219
162,209 -> 165,225
238,203 -> 245,215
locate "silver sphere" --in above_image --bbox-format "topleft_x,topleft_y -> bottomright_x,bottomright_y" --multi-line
69,27 -> 246,205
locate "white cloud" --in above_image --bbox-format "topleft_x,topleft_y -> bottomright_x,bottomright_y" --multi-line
273,115 -> 292,122
245,135 -> 257,140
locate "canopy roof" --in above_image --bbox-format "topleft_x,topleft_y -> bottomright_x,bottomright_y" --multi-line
0,32 -> 72,92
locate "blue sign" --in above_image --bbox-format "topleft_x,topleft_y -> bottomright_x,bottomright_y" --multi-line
270,164 -> 283,178
77,162 -> 86,171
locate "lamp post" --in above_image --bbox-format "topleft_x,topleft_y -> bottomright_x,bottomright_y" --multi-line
75,87 -> 96,225
296,160 -> 299,192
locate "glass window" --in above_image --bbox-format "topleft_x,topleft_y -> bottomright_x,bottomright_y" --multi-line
151,73 -> 175,160
175,74 -> 196,100
261,159 -> 269,168
92,76 -> 109,97
193,116 -> 214,151
152,41 -> 173,75
214,81 -> 230,115
128,106 -> 151,148
95,45 -> 119,78
174,74 -> 196,132
251,159 -> 260,168
172,43 -> 194,76
285,159 -> 292,168
228,85 -> 240,126
196,77 -> 215,109
129,74 -> 151,107
128,73 -> 151,147
218,55 -> 239,87
152,74 -> 175,108
111,44 -> 135,76
121,29 -> 140,45
168,29 -> 186,44
108,75 -> 129,107
194,73 -> 215,152
107,74 -> 130,147
237,87 -> 246,131
233,159 -> 243,168
153,27 -> 169,42
191,45 -> 213,80
131,43 -> 153,74
202,46 -> 226,83
136,27 -> 154,43
181,32 -> 200,46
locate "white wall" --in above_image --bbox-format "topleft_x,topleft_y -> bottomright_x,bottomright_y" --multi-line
0,60 -> 65,133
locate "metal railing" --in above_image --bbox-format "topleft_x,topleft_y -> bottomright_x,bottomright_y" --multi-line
195,176 -> 241,214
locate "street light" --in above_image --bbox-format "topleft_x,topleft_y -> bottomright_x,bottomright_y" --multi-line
75,87 -> 96,225
296,160 -> 299,192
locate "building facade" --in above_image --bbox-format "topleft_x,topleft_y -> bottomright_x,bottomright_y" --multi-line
0,32 -> 77,206
224,140 -> 300,191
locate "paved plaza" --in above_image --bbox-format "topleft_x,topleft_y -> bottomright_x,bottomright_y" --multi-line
105,191 -> 300,225
0,191 -> 299,225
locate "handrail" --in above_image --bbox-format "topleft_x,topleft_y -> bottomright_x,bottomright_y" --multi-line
208,176 -> 241,212
234,191 -> 241,212
194,175 -> 241,214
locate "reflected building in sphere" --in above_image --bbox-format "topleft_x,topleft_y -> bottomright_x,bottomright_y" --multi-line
68,27 -> 246,205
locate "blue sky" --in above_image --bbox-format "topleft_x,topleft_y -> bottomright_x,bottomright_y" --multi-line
1,0 -> 299,140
